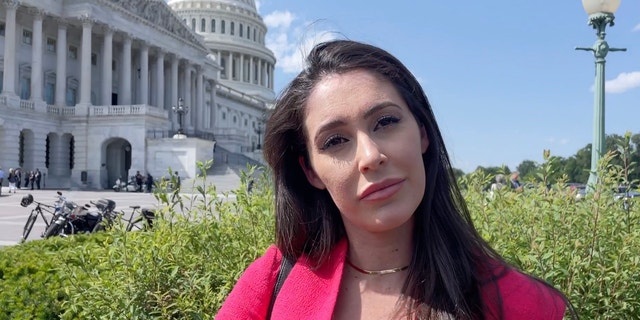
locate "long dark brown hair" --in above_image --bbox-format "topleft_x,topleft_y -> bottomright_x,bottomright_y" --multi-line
262,39 -> 570,319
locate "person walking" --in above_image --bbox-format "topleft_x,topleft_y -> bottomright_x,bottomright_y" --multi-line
145,172 -> 154,193
0,167 -> 4,196
15,168 -> 22,189
29,170 -> 35,190
135,171 -> 143,192
23,171 -> 30,189
7,168 -> 18,194
34,168 -> 41,190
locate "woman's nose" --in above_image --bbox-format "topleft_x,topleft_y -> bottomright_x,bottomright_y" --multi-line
356,134 -> 387,172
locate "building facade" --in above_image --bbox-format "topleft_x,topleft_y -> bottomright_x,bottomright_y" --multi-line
169,0 -> 276,153
0,0 -> 275,190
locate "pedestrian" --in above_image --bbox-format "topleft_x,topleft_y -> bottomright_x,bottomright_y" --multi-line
34,168 -> 41,190
0,167 -> 4,196
15,168 -> 22,189
216,40 -> 572,319
23,171 -> 29,189
29,171 -> 35,190
7,168 -> 18,194
135,171 -> 143,192
145,172 -> 154,193
510,171 -> 523,191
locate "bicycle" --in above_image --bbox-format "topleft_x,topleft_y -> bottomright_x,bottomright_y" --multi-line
98,205 -> 157,232
125,206 -> 157,231
19,193 -> 61,243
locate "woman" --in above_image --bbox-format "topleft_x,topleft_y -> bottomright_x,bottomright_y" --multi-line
217,40 -> 571,319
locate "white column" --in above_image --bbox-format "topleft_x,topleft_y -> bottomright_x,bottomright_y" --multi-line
2,1 -> 18,96
183,62 -> 192,129
258,59 -> 263,86
30,11 -> 44,102
155,50 -> 165,109
101,27 -> 114,106
209,79 -> 216,129
121,35 -> 132,105
249,56 -> 254,84
55,22 -> 67,106
79,18 -> 93,105
268,64 -> 273,90
139,42 -> 149,105
239,54 -> 244,82
196,66 -> 203,130
171,55 -> 179,129
270,64 -> 274,89
227,52 -> 232,80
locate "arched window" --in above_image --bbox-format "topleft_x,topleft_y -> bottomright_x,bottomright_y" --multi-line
191,18 -> 196,31
230,22 -> 235,35
246,25 -> 250,39
211,19 -> 216,32
221,20 -> 225,34
239,23 -> 243,37
201,19 -> 206,32
253,28 -> 256,41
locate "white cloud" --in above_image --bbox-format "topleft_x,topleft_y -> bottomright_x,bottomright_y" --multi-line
633,23 -> 640,32
604,71 -> 640,93
255,0 -> 261,12
264,11 -> 338,74
263,10 -> 294,29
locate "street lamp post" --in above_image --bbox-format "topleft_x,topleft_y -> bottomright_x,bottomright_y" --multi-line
172,97 -> 189,136
255,122 -> 264,150
576,0 -> 626,189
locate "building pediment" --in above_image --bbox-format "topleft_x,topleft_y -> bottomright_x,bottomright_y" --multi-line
106,0 -> 206,51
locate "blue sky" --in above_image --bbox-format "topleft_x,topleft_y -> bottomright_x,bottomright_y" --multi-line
255,0 -> 640,173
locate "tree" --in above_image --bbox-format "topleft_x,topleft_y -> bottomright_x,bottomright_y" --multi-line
516,160 -> 538,181
452,168 -> 465,181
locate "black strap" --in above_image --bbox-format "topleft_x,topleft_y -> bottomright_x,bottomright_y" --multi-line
266,254 -> 294,319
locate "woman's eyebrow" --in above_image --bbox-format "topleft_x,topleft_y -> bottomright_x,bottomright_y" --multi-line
362,101 -> 401,119
313,101 -> 401,141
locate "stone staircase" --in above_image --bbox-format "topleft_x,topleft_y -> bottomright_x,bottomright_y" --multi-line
179,146 -> 265,194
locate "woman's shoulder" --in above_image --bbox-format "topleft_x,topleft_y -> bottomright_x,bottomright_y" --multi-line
482,265 -> 566,319
215,245 -> 282,319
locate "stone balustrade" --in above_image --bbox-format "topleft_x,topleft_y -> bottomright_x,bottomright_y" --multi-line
20,100 -> 34,110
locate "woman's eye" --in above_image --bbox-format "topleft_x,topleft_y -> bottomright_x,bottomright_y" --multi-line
374,115 -> 400,130
320,135 -> 348,150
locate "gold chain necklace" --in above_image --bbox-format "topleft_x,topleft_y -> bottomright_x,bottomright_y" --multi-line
346,259 -> 409,275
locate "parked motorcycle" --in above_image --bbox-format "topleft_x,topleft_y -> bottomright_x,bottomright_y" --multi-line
43,192 -> 78,238
113,177 -> 138,192
63,204 -> 103,235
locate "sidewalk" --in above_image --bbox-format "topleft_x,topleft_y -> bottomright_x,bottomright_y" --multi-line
0,172 -> 243,247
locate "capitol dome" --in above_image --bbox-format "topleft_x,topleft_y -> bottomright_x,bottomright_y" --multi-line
168,0 -> 276,101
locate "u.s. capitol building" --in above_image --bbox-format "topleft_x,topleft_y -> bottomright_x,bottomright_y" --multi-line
0,0 -> 275,189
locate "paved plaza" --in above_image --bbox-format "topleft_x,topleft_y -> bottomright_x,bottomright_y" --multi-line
0,172 -> 243,247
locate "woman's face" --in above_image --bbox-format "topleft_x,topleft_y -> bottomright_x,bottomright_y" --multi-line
301,69 -> 429,235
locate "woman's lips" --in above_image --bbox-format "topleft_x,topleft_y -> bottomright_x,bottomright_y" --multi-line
360,179 -> 404,201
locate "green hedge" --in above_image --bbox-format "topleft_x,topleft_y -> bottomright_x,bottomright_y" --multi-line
0,157 -> 639,319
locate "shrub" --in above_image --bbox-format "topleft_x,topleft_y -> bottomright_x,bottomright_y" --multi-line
463,151 -> 640,319
0,155 -> 639,319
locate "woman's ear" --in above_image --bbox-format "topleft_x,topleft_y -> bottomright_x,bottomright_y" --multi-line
420,126 -> 429,154
299,156 -> 326,189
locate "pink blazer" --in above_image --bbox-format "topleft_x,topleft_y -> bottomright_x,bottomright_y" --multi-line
216,239 -> 566,319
